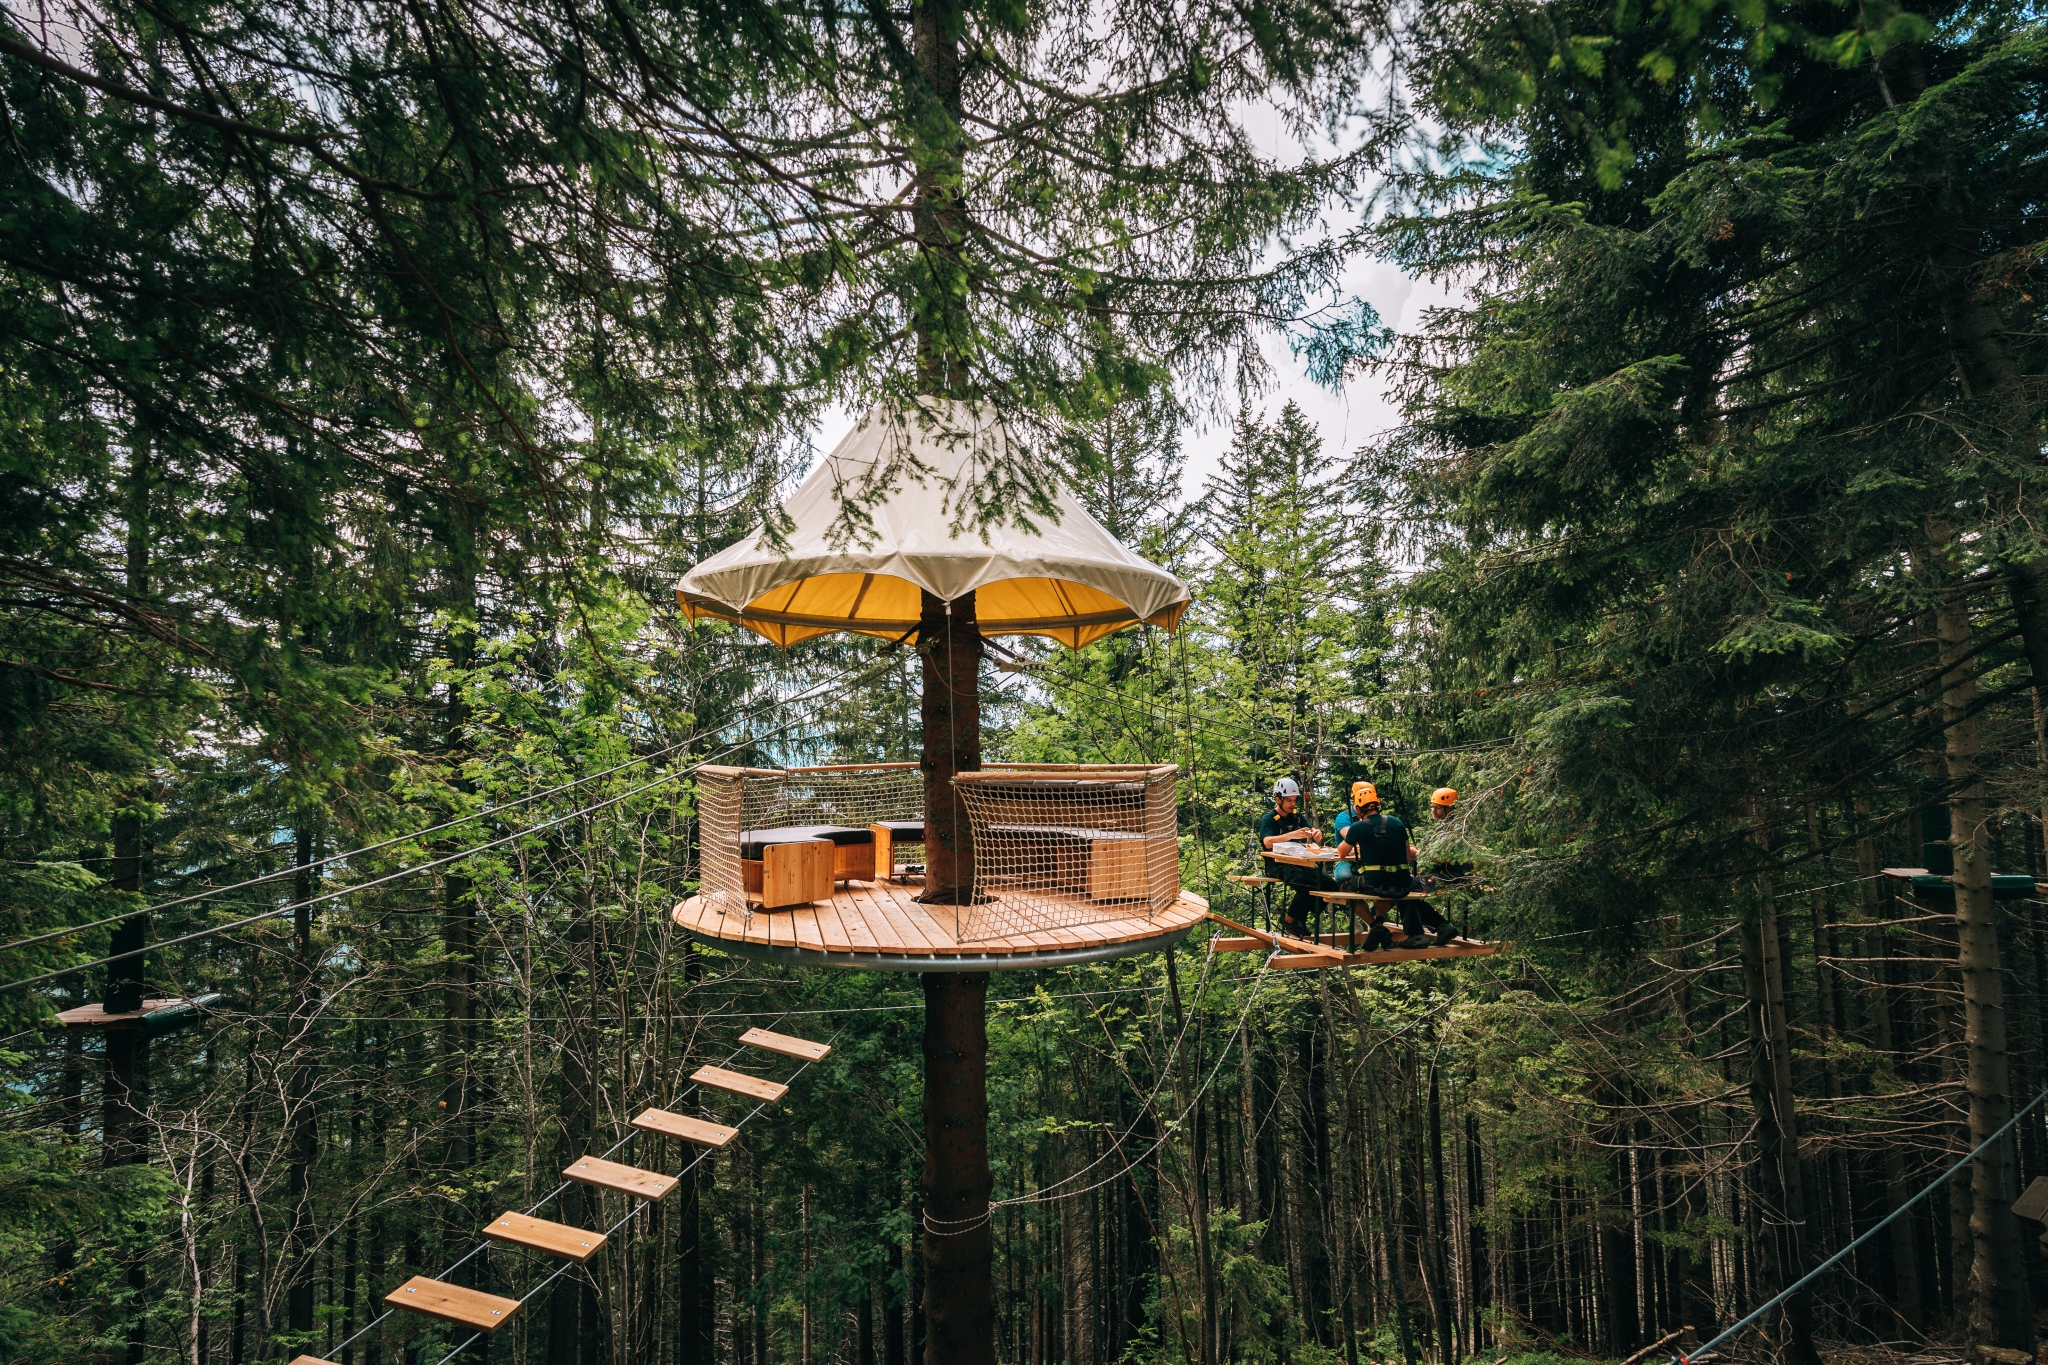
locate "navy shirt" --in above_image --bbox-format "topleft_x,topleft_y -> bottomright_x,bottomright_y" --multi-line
1343,812 -> 1411,869
1256,808 -> 1320,887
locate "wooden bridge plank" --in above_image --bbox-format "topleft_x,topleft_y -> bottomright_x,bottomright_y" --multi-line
693,1064 -> 788,1104
562,1154 -> 677,1201
630,1107 -> 738,1148
740,1028 -> 831,1063
386,1276 -> 521,1332
483,1211 -> 607,1263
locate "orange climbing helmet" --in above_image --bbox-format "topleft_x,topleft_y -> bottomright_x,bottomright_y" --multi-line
1351,781 -> 1379,807
1431,787 -> 1459,809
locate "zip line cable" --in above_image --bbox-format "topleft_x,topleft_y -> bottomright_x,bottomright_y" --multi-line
0,651 -> 906,996
0,651 -> 898,959
1667,1083 -> 2048,1365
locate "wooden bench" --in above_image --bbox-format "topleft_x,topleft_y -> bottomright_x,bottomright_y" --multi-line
740,825 -> 877,905
983,823 -> 1151,902
871,821 -> 924,881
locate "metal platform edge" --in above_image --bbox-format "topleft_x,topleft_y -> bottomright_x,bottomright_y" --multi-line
674,921 -> 1198,972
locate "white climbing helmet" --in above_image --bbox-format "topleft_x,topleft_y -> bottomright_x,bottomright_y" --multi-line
1271,777 -> 1301,798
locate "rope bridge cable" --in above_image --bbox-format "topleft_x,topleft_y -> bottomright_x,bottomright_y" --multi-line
0,650 -> 907,996
1668,1082 -> 2048,1365
926,946 -> 1280,1232
0,651 -> 899,959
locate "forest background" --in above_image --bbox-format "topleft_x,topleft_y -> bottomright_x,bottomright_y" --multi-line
4,0 -> 2047,1363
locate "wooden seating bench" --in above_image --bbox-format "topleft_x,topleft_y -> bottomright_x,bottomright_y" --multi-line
871,820 -> 924,881
740,825 -> 877,906
983,823 -> 1149,902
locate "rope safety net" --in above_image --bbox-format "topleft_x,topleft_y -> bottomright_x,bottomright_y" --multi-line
952,765 -> 1180,943
696,763 -> 925,917
694,762 -> 1180,944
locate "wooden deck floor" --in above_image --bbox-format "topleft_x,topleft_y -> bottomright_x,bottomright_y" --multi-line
673,878 -> 1210,962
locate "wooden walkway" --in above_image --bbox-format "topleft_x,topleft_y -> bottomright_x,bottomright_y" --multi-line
673,880 -> 1210,962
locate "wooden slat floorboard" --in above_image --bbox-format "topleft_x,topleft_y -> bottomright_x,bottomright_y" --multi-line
483,1211 -> 607,1263
673,887 -> 1208,960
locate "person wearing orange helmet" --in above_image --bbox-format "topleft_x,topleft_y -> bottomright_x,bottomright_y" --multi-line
1419,786 -> 1476,889
1335,784 -> 1463,949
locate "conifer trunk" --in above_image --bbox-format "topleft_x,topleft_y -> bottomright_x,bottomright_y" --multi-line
105,438 -> 152,1365
918,589 -> 980,906
286,820 -> 321,1337
1933,549 -> 2038,1350
1737,850 -> 1820,1365
921,971 -> 994,1365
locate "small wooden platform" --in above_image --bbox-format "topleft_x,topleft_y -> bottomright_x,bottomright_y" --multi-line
1270,942 -> 1504,970
693,1065 -> 787,1104
387,1276 -> 521,1332
563,1155 -> 676,1201
54,1000 -> 180,1030
483,1211 -> 606,1263
673,882 -> 1209,968
631,1108 -> 738,1148
741,1027 -> 831,1062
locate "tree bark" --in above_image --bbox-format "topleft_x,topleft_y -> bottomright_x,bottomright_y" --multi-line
1737,880 -> 1820,1365
909,0 -> 969,395
918,588 -> 981,906
921,972 -> 994,1365
1932,544 -> 2038,1351
286,819 -> 321,1337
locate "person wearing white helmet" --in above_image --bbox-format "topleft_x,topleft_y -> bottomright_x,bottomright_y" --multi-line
1256,776 -> 1325,936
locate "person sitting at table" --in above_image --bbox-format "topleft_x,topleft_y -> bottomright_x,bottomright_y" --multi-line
1256,776 -> 1325,938
1334,787 -> 1463,948
1330,779 -> 1379,884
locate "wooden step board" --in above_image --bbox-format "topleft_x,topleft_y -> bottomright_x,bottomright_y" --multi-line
693,1064 -> 788,1104
562,1154 -> 677,1201
386,1276 -> 521,1332
1270,942 -> 1504,970
631,1107 -> 738,1148
483,1210 -> 606,1263
740,1027 -> 831,1062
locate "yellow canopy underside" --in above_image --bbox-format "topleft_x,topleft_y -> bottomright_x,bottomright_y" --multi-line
678,572 -> 1187,650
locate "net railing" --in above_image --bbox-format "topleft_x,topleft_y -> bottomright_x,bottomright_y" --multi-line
695,764 -> 925,916
693,762 -> 1180,945
952,765 -> 1180,943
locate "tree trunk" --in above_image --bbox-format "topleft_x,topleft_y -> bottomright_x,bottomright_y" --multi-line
921,972 -> 994,1365
105,437 -> 152,1365
909,0 -> 969,396
286,819 -> 321,1338
1933,547 -> 2039,1351
918,588 -> 981,906
1737,878 -> 1820,1365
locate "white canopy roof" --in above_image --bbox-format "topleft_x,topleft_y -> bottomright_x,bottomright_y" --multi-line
678,402 -> 1190,649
